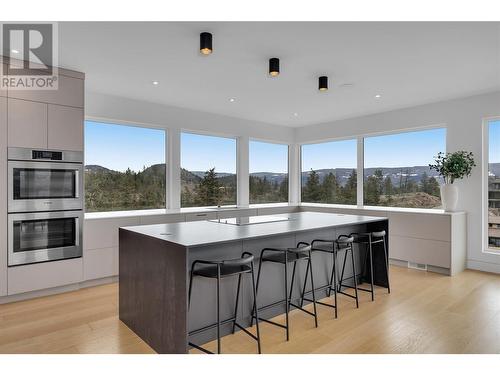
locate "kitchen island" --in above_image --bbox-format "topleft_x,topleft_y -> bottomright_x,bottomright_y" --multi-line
118,212 -> 389,353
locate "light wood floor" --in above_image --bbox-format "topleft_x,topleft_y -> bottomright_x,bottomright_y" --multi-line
1,266 -> 500,354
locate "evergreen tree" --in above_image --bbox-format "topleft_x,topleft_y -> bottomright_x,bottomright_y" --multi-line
384,176 -> 393,197
195,167 -> 222,206
342,169 -> 357,204
322,172 -> 340,203
303,169 -> 322,202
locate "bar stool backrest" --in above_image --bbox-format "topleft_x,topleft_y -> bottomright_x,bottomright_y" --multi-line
336,235 -> 354,244
288,243 -> 312,254
371,230 -> 386,238
222,253 -> 255,267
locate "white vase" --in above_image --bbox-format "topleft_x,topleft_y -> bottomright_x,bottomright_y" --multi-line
440,184 -> 458,212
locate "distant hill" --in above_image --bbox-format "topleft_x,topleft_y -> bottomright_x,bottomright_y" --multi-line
85,162 -> 500,186
85,165 -> 114,173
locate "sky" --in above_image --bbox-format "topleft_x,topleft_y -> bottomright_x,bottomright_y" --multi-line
85,121 -> 448,173
490,120 -> 500,164
85,121 -> 165,172
364,128 -> 446,168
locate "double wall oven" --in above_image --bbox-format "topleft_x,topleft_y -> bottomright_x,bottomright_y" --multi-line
7,148 -> 83,267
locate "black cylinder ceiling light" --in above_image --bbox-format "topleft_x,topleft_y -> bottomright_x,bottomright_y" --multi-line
319,76 -> 328,91
269,58 -> 280,77
200,32 -> 213,55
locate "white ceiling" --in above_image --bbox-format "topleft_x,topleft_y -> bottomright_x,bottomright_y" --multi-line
58,22 -> 500,127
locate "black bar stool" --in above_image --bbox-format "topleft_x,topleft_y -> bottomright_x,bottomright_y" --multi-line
350,230 -> 391,299
301,235 -> 358,318
188,252 -> 261,354
251,242 -> 318,341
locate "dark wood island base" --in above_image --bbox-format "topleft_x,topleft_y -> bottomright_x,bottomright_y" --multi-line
119,212 -> 389,354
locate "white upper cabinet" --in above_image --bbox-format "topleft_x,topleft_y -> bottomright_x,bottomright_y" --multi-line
7,98 -> 48,149
48,104 -> 84,151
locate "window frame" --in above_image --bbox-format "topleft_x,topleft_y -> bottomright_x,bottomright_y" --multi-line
483,116 -> 500,254
180,130 -> 239,208
361,125 -> 447,210
84,116 -> 168,213
298,124 -> 447,210
299,136 -> 359,207
248,138 -> 290,205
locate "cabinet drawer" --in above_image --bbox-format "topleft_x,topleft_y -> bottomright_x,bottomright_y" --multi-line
217,209 -> 257,219
8,258 -> 83,295
185,212 -> 217,221
389,235 -> 451,268
83,217 -> 140,250
387,212 -> 451,242
256,206 -> 297,216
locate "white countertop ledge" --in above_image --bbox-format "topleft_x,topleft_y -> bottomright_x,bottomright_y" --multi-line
84,204 -> 292,220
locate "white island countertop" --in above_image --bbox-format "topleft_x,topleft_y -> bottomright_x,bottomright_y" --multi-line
120,211 -> 388,248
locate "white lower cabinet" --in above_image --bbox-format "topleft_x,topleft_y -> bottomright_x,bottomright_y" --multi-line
84,247 -> 118,281
8,258 -> 83,295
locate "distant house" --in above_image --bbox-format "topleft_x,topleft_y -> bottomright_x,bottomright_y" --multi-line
488,178 -> 500,247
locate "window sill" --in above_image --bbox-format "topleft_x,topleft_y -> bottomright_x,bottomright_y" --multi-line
84,204 -> 298,220
300,203 -> 465,215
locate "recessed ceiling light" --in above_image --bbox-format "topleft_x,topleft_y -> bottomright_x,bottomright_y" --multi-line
11,49 -> 19,54
229,98 -> 236,102
293,113 -> 299,117
375,94 -> 381,98
152,81 -> 159,85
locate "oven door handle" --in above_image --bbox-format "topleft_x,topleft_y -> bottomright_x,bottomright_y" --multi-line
74,169 -> 80,198
75,216 -> 81,247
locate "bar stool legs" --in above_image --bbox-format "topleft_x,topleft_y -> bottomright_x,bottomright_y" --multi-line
188,253 -> 261,354
337,239 -> 359,308
251,244 -> 318,341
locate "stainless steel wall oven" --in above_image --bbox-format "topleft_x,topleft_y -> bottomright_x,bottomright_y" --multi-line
7,148 -> 84,266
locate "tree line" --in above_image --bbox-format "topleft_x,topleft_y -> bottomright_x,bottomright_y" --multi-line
301,168 -> 441,207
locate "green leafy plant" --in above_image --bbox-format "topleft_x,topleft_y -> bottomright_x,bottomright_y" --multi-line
429,151 -> 476,184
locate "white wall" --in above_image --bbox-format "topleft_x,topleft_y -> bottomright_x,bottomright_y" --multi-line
295,90 -> 500,273
86,91 -> 295,143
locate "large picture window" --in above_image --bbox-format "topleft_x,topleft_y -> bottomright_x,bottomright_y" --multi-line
84,121 -> 166,213
301,139 -> 357,205
181,132 -> 237,207
363,128 -> 445,208
487,119 -> 500,250
249,140 -> 288,204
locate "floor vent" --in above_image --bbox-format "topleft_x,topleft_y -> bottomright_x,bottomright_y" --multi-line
408,262 -> 427,271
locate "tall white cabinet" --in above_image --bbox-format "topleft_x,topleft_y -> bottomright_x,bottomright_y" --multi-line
0,58 -> 85,298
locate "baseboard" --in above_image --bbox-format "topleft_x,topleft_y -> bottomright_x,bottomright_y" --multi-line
390,258 -> 450,275
467,259 -> 500,275
0,275 -> 118,305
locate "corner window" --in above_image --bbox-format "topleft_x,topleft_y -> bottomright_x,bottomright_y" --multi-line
301,139 -> 357,205
84,121 -> 166,213
181,132 -> 237,207
363,128 -> 446,208
249,141 -> 289,204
